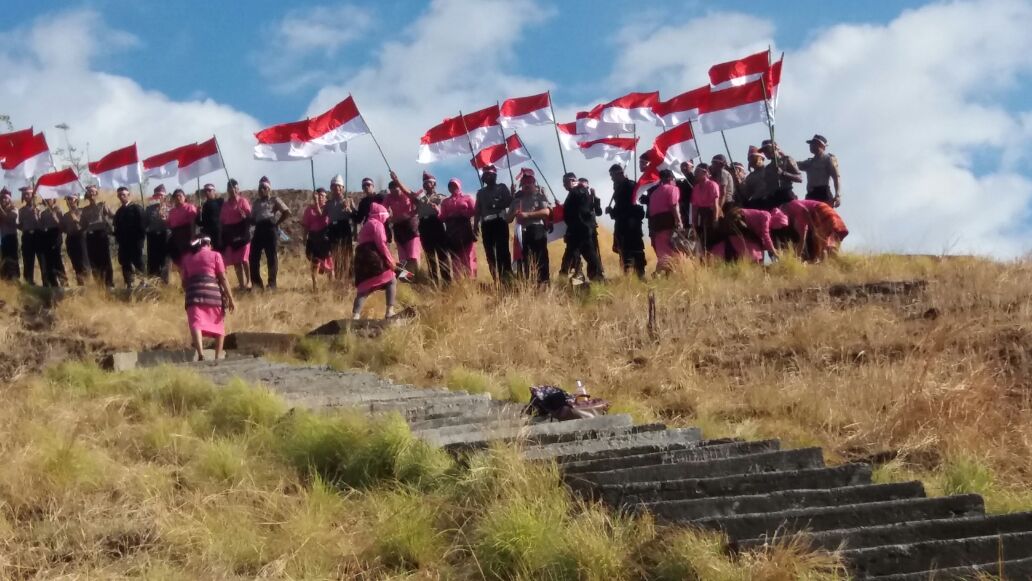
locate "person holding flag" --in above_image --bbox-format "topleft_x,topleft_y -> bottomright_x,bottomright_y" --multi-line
648,169 -> 685,274
0,189 -> 19,280
605,164 -> 646,279
145,185 -> 170,283
474,165 -> 513,283
61,193 -> 89,286
220,178 -> 253,291
506,169 -> 552,284
416,172 -> 450,284
761,140 -> 802,206
326,174 -> 356,282
559,172 -> 604,284
80,185 -> 115,288
384,170 -> 422,274
38,196 -> 66,288
302,188 -> 334,292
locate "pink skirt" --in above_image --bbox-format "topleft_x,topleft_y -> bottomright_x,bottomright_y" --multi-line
396,236 -> 422,263
186,305 -> 225,337
222,243 -> 251,267
709,239 -> 764,263
356,270 -> 396,296
450,243 -> 477,279
653,230 -> 677,268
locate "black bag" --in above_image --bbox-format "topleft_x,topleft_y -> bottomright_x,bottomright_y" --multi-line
354,241 -> 390,286
392,218 -> 419,245
444,217 -> 474,251
647,211 -> 676,233
222,221 -> 252,250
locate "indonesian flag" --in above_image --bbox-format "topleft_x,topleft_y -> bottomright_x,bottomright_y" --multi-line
2,132 -> 53,188
634,166 -> 660,204
177,137 -> 224,185
557,122 -> 581,151
653,86 -> 709,127
143,143 -> 194,180
578,137 -> 638,164
471,133 -> 532,170
709,49 -> 771,91
418,105 -> 504,164
0,128 -> 33,165
598,91 -> 660,125
36,168 -> 83,200
648,123 -> 700,170
574,105 -> 634,136
698,79 -> 771,134
499,92 -> 554,128
767,57 -> 783,109
88,143 -> 141,189
254,96 -> 370,161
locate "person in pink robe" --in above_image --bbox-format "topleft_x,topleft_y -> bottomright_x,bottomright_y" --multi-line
166,189 -> 199,268
383,170 -> 422,271
219,179 -> 252,290
352,203 -> 397,319
179,237 -> 235,360
708,207 -> 778,264
439,178 -> 477,279
647,170 -> 684,274
781,199 -> 849,262
302,189 -> 334,291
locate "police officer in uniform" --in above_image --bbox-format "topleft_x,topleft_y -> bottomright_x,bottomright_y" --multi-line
81,185 -> 115,288
474,165 -> 513,283
113,186 -> 146,288
145,184 -> 170,283
798,134 -> 842,206
606,164 -> 646,279
17,186 -> 45,285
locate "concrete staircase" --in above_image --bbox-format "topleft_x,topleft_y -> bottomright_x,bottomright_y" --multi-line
181,356 -> 1032,580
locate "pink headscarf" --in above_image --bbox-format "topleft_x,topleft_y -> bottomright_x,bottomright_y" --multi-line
448,178 -> 463,196
368,202 -> 390,224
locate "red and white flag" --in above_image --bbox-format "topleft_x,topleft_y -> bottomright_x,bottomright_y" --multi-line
556,122 -> 581,151
2,132 -> 53,188
418,105 -> 504,164
88,143 -> 141,189
575,107 -> 634,138
143,143 -> 194,180
177,137 -> 224,185
647,123 -> 700,170
698,79 -> 771,134
470,133 -> 532,170
578,137 -> 638,164
599,91 -> 660,125
499,92 -> 554,129
255,96 -> 370,161
0,128 -> 33,165
653,86 -> 709,127
634,165 -> 660,203
36,168 -> 83,200
709,49 -> 771,91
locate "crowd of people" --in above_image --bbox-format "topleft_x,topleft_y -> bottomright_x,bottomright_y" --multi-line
0,135 -> 846,359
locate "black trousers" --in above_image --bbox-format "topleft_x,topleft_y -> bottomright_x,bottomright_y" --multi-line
40,228 -> 66,287
1,233 -> 18,280
480,218 -> 511,282
519,224 -> 549,283
86,231 -> 114,288
21,231 -> 45,285
615,225 -> 646,279
563,231 -> 604,282
146,230 -> 169,282
806,185 -> 834,205
117,237 -> 144,288
65,233 -> 89,284
422,237 -> 451,284
249,222 -> 278,289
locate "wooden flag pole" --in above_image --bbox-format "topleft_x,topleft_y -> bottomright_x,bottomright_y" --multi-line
760,47 -> 780,188
719,131 -> 735,166
496,102 -> 516,187
520,133 -> 558,204
349,92 -> 392,174
309,158 -> 317,191
686,118 -> 704,162
547,90 -> 568,176
458,110 -> 483,188
212,134 -> 231,183
632,124 -> 638,182
344,147 -> 349,193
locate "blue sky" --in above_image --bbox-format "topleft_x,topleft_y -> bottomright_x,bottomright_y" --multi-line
2,0 -> 1032,255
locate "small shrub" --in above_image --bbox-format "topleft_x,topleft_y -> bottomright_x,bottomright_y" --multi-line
149,369 -> 216,415
294,337 -> 330,364
941,454 -> 994,496
445,366 -> 505,400
206,379 -> 287,436
474,495 -> 567,579
366,489 -> 444,571
188,438 -> 249,485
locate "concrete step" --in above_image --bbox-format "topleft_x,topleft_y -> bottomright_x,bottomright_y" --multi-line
560,439 -> 780,475
567,448 -> 826,488
407,408 -> 523,431
696,494 -> 985,542
644,482 -> 926,523
596,464 -> 872,508
285,387 -> 464,408
523,427 -> 701,462
846,532 -> 1032,578
741,511 -> 1032,553
431,414 -> 636,450
867,555 -> 1032,581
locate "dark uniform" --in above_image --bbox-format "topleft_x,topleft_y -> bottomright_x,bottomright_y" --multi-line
561,184 -> 604,282
763,154 -> 803,207
113,201 -> 146,288
249,195 -> 290,289
145,200 -> 170,282
610,176 -> 646,278
0,202 -> 19,280
475,182 -> 513,282
507,188 -> 552,283
18,203 -> 45,285
799,152 -> 840,205
197,197 -> 223,250
417,193 -> 449,283
325,194 -> 355,281
355,193 -> 386,226
37,203 -> 66,287
675,174 -> 695,228
81,202 -> 115,287
60,207 -> 89,285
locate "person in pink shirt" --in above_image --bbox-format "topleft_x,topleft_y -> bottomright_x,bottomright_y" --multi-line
302,188 -> 334,291
690,163 -> 722,251
439,178 -> 477,279
383,170 -> 422,273
781,199 -> 849,262
179,236 -> 235,361
647,169 -> 684,274
768,206 -> 794,251
219,179 -> 252,290
166,188 -> 199,268
708,207 -> 777,264
352,202 -> 397,319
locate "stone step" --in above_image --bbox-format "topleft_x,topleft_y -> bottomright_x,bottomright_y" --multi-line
867,555 -> 1032,581
523,427 -> 703,462
738,511 -> 1032,553
567,448 -> 826,488
696,495 -> 985,542
846,532 -> 1032,578
407,408 -> 523,431
644,482 -> 926,523
600,464 -> 873,507
285,387 -> 465,408
560,439 -> 781,475
431,414 -> 636,450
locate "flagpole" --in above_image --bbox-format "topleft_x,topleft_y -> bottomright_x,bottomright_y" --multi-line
632,124 -> 638,182
686,119 -> 704,162
309,158 -> 316,190
521,133 -> 558,204
719,131 -> 735,166
212,134 -> 231,183
350,92 -> 392,174
344,147 -> 349,193
458,110 -> 483,188
496,102 -> 516,187
547,90 -> 568,175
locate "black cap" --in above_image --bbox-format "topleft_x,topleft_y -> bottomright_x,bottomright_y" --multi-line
481,164 -> 497,174
562,172 -> 577,180
806,134 -> 828,146
608,164 -> 624,173
658,169 -> 675,181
